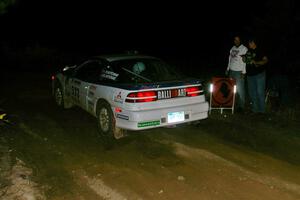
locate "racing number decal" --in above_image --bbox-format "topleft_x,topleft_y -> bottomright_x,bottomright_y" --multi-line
71,86 -> 80,102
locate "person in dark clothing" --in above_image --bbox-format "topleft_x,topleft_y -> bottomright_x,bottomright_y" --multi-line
243,38 -> 268,113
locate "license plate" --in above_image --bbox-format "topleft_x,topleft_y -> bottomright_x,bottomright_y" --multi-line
168,111 -> 185,123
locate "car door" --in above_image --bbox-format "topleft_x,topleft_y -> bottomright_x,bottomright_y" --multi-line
72,60 -> 104,110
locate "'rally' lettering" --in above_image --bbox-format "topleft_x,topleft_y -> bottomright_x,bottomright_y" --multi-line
157,89 -> 187,100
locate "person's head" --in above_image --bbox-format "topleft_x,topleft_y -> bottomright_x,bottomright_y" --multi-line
233,36 -> 241,47
133,62 -> 146,74
248,38 -> 257,49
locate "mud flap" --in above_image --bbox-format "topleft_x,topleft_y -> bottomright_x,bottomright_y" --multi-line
63,96 -> 74,109
112,117 -> 126,139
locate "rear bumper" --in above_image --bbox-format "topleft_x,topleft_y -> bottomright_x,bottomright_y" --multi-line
114,101 -> 209,130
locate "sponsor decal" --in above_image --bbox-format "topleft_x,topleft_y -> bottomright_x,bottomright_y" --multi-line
100,69 -> 119,80
175,88 -> 186,97
114,91 -> 124,103
116,114 -> 129,120
71,86 -> 80,103
157,90 -> 171,99
157,88 -> 186,100
138,120 -> 160,128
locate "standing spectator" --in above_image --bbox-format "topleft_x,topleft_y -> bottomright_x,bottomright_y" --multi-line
226,36 -> 248,112
244,38 -> 268,114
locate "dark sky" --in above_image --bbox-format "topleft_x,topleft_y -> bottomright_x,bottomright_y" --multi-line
0,1 -> 255,54
1,0 -> 298,59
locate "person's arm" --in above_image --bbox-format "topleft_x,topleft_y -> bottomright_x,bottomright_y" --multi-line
240,47 -> 248,74
252,56 -> 268,67
241,64 -> 246,74
226,49 -> 232,75
226,49 -> 232,71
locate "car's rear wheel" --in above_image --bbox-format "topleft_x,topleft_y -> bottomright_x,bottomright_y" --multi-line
97,101 -> 126,141
54,85 -> 64,108
97,101 -> 114,139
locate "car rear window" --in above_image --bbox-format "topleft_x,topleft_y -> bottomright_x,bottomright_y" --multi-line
99,58 -> 184,84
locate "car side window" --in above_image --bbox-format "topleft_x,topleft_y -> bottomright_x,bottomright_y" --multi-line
99,65 -> 120,83
109,60 -> 157,83
74,61 -> 104,83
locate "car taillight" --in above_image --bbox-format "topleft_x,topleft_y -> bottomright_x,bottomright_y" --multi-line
186,86 -> 202,97
125,91 -> 157,103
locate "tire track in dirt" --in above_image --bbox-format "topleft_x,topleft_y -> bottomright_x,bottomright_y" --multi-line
74,169 -> 140,200
17,114 -> 134,200
173,142 -> 300,199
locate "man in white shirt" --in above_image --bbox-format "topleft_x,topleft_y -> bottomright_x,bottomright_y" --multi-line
226,36 -> 248,112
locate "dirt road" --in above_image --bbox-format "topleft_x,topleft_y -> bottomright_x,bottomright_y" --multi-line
1,72 -> 300,199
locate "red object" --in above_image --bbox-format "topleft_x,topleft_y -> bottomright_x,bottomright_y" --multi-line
186,86 -> 201,97
211,77 -> 236,107
125,86 -> 203,103
115,107 -> 122,113
126,91 -> 157,103
51,75 -> 55,80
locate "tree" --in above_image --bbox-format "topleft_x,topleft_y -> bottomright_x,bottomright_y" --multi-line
244,0 -> 296,61
0,0 -> 16,15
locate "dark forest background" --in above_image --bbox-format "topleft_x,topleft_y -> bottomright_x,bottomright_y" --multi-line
0,0 -> 299,79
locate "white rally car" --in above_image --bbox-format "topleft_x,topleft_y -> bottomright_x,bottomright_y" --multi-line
52,54 -> 209,139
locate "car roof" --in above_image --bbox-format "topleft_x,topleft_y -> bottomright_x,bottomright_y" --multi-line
95,54 -> 158,62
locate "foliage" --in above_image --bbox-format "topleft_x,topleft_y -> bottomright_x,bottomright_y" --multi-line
0,0 -> 16,15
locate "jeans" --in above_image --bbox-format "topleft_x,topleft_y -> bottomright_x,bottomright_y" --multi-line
247,71 -> 266,113
229,70 -> 245,109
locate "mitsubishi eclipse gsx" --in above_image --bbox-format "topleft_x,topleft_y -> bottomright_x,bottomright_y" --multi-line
52,54 -> 209,139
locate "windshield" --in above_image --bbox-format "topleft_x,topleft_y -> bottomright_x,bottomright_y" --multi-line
107,58 -> 184,84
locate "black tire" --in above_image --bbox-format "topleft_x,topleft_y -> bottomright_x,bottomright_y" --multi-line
54,84 -> 64,108
96,101 -> 114,139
